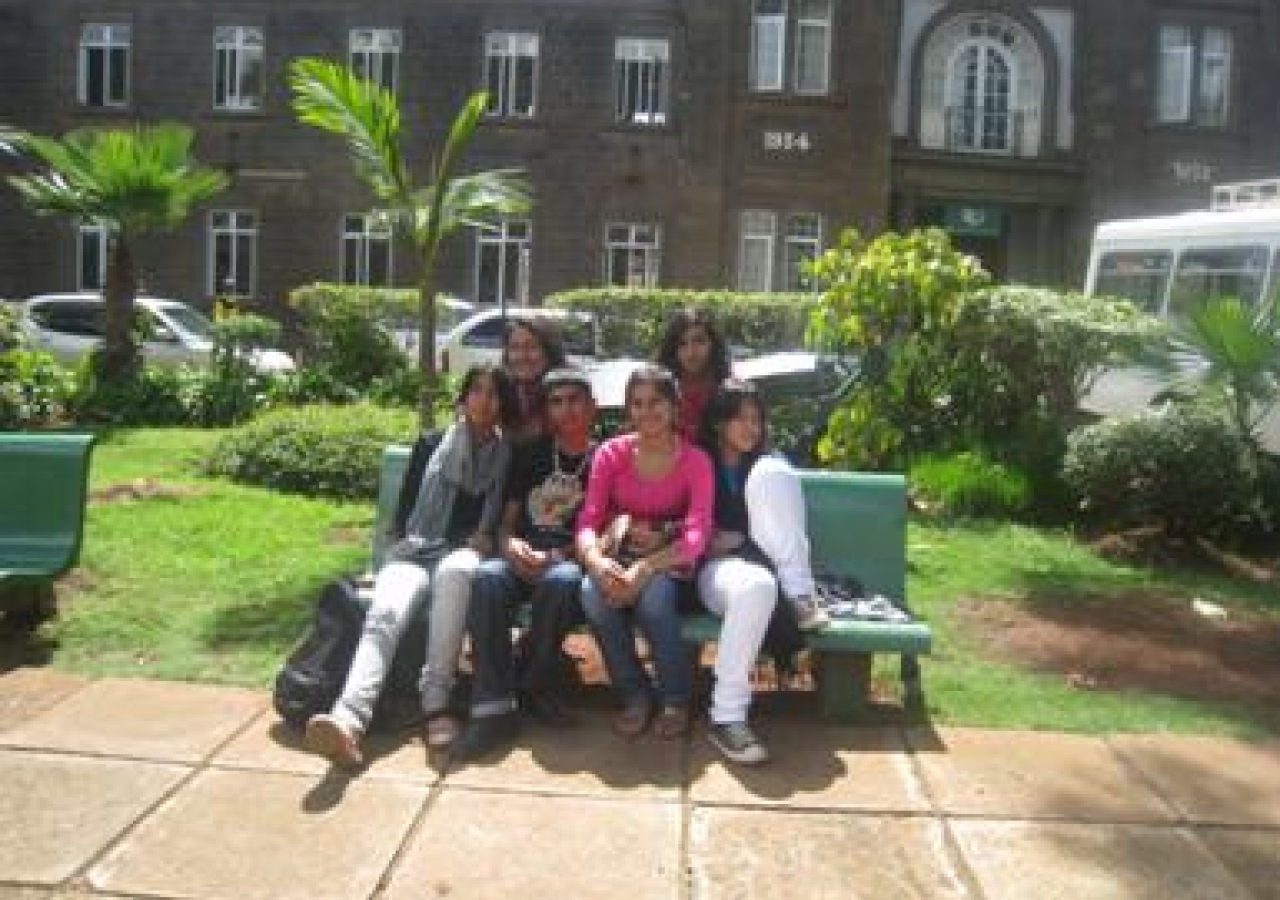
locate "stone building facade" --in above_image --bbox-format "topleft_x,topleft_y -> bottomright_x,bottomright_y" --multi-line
0,0 -> 1277,311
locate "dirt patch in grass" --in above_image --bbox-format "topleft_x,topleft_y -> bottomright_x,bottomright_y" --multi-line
91,478 -> 206,504
957,591 -> 1280,709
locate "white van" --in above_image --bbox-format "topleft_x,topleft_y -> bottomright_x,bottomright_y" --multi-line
18,293 -> 294,374
436,306 -> 598,376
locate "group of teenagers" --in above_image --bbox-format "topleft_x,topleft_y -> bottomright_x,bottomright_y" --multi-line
304,308 -> 833,770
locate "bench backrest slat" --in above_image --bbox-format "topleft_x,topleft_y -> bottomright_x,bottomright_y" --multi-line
0,433 -> 97,578
372,445 -> 906,602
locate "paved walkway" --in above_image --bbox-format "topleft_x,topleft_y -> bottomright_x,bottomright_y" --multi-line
0,668 -> 1278,900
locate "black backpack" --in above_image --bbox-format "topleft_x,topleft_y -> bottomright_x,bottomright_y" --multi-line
273,577 -> 428,733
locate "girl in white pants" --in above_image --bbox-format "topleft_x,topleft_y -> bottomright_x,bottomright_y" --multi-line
697,379 -> 828,765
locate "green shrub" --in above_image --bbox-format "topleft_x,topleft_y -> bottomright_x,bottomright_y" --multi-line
910,450 -> 1032,518
205,403 -> 417,499
0,302 -> 21,351
68,356 -> 198,426
289,283 -> 414,390
0,348 -> 75,428
547,287 -> 818,357
1063,403 -> 1268,539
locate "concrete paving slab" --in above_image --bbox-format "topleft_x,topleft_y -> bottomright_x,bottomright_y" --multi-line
0,749 -> 187,884
951,821 -> 1254,900
689,807 -> 968,900
442,709 -> 684,800
212,708 -> 441,782
383,787 -> 682,900
1196,828 -> 1280,899
0,669 -> 90,734
88,768 -> 428,900
1110,734 -> 1280,826
689,724 -> 929,812
0,678 -> 265,763
907,727 -> 1174,822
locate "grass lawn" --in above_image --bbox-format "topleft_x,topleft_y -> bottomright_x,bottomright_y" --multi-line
11,427 -> 1279,738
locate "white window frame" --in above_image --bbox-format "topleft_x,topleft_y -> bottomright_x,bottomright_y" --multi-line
738,210 -> 777,292
76,222 -> 109,291
208,210 -> 258,298
793,0 -> 831,95
340,214 -> 393,286
783,213 -> 822,291
614,38 -> 670,126
605,222 -> 662,287
750,0 -> 787,92
213,26 -> 264,112
946,38 -> 1015,153
484,32 -> 538,119
475,219 -> 531,305
349,28 -> 401,94
1157,24 -> 1233,127
78,24 -> 130,108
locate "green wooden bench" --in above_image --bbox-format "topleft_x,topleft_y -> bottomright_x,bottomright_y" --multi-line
373,445 -> 930,719
0,432 -> 97,629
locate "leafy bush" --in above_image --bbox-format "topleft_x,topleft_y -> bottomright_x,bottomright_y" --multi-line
0,302 -> 21,351
547,287 -> 818,357
289,283 -> 414,390
910,450 -> 1032,519
205,403 -> 417,499
67,356 -> 198,426
1063,402 -> 1269,539
0,348 -> 75,428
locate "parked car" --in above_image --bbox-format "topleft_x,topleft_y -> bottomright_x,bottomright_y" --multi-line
437,306 -> 599,376
17,293 -> 295,374
387,296 -> 476,358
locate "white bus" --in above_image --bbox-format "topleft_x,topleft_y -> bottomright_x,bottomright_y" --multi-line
1085,178 -> 1280,318
1081,178 -> 1280,452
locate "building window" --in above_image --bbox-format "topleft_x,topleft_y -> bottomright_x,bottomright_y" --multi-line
738,211 -> 776,292
213,26 -> 264,111
1157,24 -> 1232,127
615,38 -> 670,126
77,223 -> 109,291
484,32 -> 538,119
605,223 -> 662,286
476,219 -> 531,305
349,28 -> 401,94
919,13 -> 1044,156
782,213 -> 822,291
738,210 -> 823,291
78,24 -> 130,108
209,211 -> 257,297
750,0 -> 830,95
340,215 -> 393,286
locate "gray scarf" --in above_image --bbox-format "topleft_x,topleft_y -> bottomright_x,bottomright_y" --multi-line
400,418 -> 509,560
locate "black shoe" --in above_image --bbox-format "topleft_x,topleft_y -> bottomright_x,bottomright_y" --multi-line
519,689 -> 579,728
451,713 -> 520,761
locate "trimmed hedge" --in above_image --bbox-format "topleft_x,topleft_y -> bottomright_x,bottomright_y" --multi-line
205,403 -> 417,500
546,287 -> 819,357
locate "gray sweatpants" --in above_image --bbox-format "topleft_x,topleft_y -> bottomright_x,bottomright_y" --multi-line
330,548 -> 481,734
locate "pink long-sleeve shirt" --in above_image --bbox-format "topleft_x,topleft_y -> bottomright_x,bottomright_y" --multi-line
576,433 -> 715,565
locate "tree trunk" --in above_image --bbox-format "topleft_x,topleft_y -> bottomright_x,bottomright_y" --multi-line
417,255 -> 440,428
100,232 -> 139,380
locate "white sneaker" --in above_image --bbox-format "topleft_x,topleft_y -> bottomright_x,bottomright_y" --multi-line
793,595 -> 830,631
709,722 -> 770,765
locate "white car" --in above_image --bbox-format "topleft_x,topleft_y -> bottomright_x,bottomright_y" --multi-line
18,293 -> 295,374
387,296 -> 476,358
436,306 -> 599,376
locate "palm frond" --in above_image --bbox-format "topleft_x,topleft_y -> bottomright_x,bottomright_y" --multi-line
289,57 -> 407,199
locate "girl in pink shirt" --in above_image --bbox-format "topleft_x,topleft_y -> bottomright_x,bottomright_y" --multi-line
576,364 -> 714,739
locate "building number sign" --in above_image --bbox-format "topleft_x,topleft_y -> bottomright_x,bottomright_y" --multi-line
763,130 -> 812,152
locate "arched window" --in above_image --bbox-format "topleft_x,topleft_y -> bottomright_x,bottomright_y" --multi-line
919,13 -> 1045,156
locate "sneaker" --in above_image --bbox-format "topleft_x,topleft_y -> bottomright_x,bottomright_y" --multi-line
304,714 -> 364,769
451,712 -> 520,761
708,722 -> 770,765
793,595 -> 831,631
423,713 -> 461,749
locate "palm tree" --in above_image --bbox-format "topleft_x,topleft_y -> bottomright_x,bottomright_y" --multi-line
1,124 -> 227,378
289,57 -> 532,422
1160,295 -> 1280,447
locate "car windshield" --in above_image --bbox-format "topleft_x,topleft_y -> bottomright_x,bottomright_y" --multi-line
155,304 -> 215,340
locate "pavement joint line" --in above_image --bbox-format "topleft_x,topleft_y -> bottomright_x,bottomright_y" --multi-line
367,766 -> 451,900
1103,733 -> 1192,824
433,780 -> 684,806
677,724 -> 694,900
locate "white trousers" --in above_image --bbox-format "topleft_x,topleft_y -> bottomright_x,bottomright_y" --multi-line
331,548 -> 480,733
745,454 -> 815,600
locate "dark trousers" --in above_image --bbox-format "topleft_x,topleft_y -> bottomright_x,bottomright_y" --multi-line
467,557 -> 584,717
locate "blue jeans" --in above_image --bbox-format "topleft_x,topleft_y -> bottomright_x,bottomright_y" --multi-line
580,571 -> 691,707
468,557 -> 584,717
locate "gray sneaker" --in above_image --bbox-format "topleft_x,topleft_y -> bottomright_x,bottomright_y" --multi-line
793,595 -> 831,631
709,722 -> 770,765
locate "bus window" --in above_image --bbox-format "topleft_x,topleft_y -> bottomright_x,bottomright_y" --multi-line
1168,246 -> 1268,319
1094,251 -> 1172,313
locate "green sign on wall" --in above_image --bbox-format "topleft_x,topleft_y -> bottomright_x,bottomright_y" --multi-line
942,203 -> 1005,238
